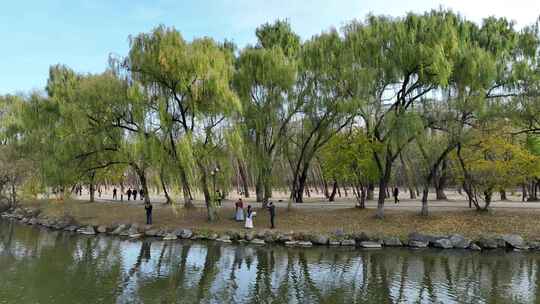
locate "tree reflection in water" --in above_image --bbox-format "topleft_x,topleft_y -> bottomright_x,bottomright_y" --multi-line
1,220 -> 540,303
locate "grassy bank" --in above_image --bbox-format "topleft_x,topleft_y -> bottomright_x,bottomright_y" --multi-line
18,199 -> 540,240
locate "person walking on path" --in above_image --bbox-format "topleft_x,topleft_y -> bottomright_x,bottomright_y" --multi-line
245,205 -> 255,229
267,201 -> 276,229
127,188 -> 132,201
140,189 -> 144,201
393,187 -> 399,204
235,198 -> 244,221
144,202 -> 153,225
133,189 -> 138,201
113,188 -> 118,200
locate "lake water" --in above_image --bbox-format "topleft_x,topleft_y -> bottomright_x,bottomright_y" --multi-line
1,220 -> 540,304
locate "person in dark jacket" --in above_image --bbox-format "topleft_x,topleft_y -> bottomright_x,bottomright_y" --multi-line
127,188 -> 132,201
267,201 -> 276,229
393,187 -> 399,204
133,189 -> 138,200
139,189 -> 144,200
145,202 -> 153,225
112,188 -> 118,200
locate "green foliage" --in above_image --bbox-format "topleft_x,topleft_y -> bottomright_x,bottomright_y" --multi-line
320,130 -> 380,185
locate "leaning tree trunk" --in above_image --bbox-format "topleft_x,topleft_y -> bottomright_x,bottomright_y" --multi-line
138,169 -> 151,205
328,181 -> 338,202
159,171 -> 172,205
237,159 -> 250,198
481,191 -> 492,211
197,162 -> 217,222
179,168 -> 194,208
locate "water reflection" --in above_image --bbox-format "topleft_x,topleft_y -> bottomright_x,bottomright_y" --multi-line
1,220 -> 540,304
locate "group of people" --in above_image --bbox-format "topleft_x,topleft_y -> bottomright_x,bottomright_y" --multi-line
111,187 -> 145,201
234,198 -> 276,229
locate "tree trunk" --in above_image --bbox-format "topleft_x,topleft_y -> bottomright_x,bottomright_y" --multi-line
356,184 -> 366,209
435,158 -> 448,200
367,183 -> 374,200
237,159 -> 250,198
528,180 -> 539,201
256,174 -> 264,202
292,165 -> 309,203
159,171 -> 172,205
482,191 -> 492,211
328,181 -> 338,202
89,171 -> 95,203
323,178 -> 330,198
421,185 -> 429,216
179,168 -> 193,208
198,162 -> 217,222
376,178 -> 387,219
409,186 -> 416,199
435,187 -> 447,200
499,189 -> 507,201
138,169 -> 151,205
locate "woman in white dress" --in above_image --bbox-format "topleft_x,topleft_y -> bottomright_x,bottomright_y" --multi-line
245,205 -> 255,229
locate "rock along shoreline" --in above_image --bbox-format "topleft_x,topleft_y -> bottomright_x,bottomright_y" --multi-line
2,206 -> 540,252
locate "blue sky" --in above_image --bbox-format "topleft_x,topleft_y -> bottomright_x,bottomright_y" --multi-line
1,0 -> 539,94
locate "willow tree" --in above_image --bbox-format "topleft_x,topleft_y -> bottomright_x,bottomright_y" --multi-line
343,11 -> 460,218
15,66 -> 89,197
70,71 -> 161,205
319,129 -> 379,208
126,26 -> 240,221
0,94 -> 33,206
456,134 -> 539,210
234,22 -> 299,202
286,30 -> 357,204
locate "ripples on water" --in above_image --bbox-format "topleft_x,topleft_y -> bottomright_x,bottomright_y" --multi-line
1,220 -> 539,304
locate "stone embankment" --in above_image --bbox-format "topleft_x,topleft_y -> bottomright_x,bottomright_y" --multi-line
2,206 -> 539,251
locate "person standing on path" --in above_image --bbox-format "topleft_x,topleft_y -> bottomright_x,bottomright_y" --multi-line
140,189 -> 144,201
145,202 -> 153,225
133,189 -> 138,201
267,201 -> 276,229
393,187 -> 399,204
113,188 -> 117,200
127,188 -> 132,201
235,198 -> 244,221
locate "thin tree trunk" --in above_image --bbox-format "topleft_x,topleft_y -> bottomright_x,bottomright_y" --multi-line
500,189 -> 507,201
89,171 -> 95,203
328,181 -> 338,202
159,171 -> 172,205
237,159 -> 250,198
421,185 -> 429,216
367,183 -> 374,200
256,174 -> 264,202
376,178 -> 387,219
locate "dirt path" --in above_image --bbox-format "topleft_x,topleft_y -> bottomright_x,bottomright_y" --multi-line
74,189 -> 540,213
